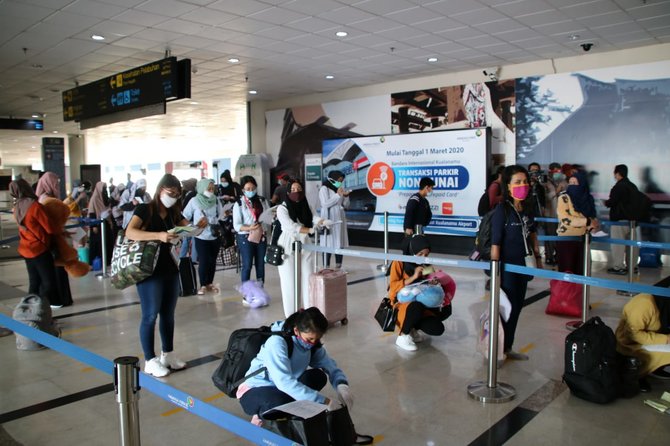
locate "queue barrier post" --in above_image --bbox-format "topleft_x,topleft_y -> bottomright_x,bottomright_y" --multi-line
617,220 -> 637,297
314,229 -> 319,271
566,231 -> 592,331
97,220 -> 110,279
467,260 -> 516,403
293,240 -> 302,313
376,211 -> 390,272
414,224 -> 424,235
114,356 -> 141,446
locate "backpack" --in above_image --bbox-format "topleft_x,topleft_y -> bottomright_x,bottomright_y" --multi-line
212,326 -> 293,397
477,189 -> 490,217
471,203 -> 509,262
618,183 -> 652,222
563,316 -> 620,404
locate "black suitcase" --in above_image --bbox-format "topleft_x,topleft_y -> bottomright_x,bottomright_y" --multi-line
179,257 -> 198,296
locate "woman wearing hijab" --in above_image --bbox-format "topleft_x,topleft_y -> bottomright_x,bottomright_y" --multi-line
183,178 -> 224,294
218,169 -> 242,204
616,277 -> 670,391
9,179 -> 62,307
318,170 -> 349,269
555,169 -> 599,274
233,175 -> 269,286
388,235 -> 452,351
35,172 -> 75,307
88,181 -> 114,266
276,181 -> 327,317
119,178 -> 151,229
125,174 -> 207,377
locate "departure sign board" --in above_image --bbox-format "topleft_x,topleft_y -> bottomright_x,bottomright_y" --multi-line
62,57 -> 178,122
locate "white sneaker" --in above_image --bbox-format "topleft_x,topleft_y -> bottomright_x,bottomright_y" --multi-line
242,298 -> 251,307
410,329 -> 425,343
395,333 -> 417,351
197,286 -> 207,295
160,351 -> 186,370
145,357 -> 169,377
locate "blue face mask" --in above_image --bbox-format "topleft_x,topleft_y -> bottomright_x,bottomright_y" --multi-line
330,178 -> 342,188
221,182 -> 229,188
244,190 -> 256,198
294,335 -> 315,350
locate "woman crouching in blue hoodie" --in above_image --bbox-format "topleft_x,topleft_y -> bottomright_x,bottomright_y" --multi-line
237,307 -> 353,426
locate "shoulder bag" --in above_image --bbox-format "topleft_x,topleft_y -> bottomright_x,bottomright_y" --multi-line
110,229 -> 161,289
264,211 -> 284,266
374,297 -> 397,332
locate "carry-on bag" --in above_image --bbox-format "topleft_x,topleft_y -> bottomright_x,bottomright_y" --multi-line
307,268 -> 348,325
178,256 -> 198,296
546,278 -> 582,317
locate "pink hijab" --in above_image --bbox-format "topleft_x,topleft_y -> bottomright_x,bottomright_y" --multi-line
9,179 -> 37,227
35,172 -> 61,202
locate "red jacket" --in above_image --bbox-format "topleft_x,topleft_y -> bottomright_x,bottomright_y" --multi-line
17,202 -> 60,259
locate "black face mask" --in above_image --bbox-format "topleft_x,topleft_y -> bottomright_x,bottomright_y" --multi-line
288,191 -> 304,202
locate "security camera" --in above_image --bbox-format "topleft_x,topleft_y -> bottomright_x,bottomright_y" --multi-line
482,67 -> 499,81
581,43 -> 593,52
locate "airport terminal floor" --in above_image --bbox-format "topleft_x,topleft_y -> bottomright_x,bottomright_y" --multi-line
1,248 -> 669,446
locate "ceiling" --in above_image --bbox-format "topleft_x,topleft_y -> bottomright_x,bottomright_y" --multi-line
0,0 -> 668,166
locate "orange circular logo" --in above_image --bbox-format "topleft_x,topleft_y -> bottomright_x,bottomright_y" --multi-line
366,162 -> 394,196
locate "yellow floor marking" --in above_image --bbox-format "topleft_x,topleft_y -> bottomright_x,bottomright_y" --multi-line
161,393 -> 225,416
60,326 -> 95,335
519,343 -> 535,354
372,434 -> 384,443
80,366 -> 94,372
590,301 -> 603,309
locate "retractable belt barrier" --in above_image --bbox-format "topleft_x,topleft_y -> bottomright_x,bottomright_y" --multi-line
0,314 -> 297,446
0,219 -> 100,247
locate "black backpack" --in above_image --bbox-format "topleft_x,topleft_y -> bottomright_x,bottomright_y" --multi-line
477,189 -> 490,217
563,317 -> 620,404
212,326 -> 294,397
470,203 -> 509,262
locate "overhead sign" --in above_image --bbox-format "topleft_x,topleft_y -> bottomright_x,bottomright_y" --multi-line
62,57 -> 183,122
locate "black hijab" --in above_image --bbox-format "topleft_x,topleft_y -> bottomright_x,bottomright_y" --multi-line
652,276 -> 670,334
323,170 -> 344,193
566,170 -> 596,218
401,234 -> 431,277
284,194 -> 313,228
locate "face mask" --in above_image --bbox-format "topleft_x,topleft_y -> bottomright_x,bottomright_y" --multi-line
160,193 -> 178,208
288,191 -> 304,202
203,191 -> 214,198
295,335 -> 315,350
552,173 -> 564,182
330,179 -> 342,188
221,182 -> 229,188
510,184 -> 530,200
244,190 -> 256,198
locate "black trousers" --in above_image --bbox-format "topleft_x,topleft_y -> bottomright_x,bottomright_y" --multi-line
24,251 -> 58,306
400,301 -> 451,335
239,369 -> 327,416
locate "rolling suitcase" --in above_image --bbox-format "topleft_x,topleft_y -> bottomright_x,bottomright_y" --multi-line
307,268 -> 348,325
179,257 -> 198,296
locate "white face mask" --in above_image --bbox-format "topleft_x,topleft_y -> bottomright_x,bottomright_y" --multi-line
160,193 -> 178,208
203,190 -> 214,198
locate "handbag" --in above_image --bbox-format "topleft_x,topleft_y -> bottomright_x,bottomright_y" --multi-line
262,409 -> 329,446
327,405 -> 374,446
374,297 -> 397,332
546,277 -> 582,317
248,226 -> 263,243
265,218 -> 284,266
209,223 -> 223,239
110,230 -> 160,290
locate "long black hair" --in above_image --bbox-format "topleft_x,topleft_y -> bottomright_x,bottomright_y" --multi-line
282,307 -> 329,347
150,174 -> 182,223
285,180 -> 313,228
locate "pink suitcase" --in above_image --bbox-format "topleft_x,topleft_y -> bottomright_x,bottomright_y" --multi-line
307,268 -> 348,325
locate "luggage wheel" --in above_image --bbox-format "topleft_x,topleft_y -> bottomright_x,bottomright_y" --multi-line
341,318 -> 348,325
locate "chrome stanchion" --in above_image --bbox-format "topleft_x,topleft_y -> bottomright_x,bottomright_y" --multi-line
114,356 -> 141,446
376,211 -> 390,272
97,220 -> 110,279
314,229 -> 320,271
414,224 -> 424,235
467,260 -> 516,403
617,220 -> 636,296
293,240 -> 302,312
566,232 -> 592,331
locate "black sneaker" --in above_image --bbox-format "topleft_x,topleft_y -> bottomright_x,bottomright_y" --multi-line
649,367 -> 670,380
607,267 -> 627,275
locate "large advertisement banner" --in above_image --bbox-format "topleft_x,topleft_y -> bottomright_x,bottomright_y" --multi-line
322,128 -> 489,235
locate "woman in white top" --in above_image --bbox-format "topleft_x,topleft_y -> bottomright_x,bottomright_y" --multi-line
182,178 -> 224,294
277,180 -> 328,317
233,175 -> 269,284
319,170 -> 349,268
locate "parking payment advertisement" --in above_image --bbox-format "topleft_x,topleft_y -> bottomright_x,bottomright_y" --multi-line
322,128 -> 489,234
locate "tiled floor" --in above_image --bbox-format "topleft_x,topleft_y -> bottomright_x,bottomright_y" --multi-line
1,249 -> 669,446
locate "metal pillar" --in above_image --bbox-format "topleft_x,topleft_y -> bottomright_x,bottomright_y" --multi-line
566,232 -> 592,331
96,220 -> 110,279
414,224 -> 424,235
617,221 -> 637,296
293,240 -> 302,312
467,260 -> 516,403
376,212 -> 390,272
314,229 -> 320,271
114,356 -> 141,446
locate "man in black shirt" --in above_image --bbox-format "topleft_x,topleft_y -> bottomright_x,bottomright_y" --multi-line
403,176 -> 435,235
605,164 -> 639,275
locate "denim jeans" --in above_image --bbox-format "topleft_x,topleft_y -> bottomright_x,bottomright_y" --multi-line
179,237 -> 198,263
136,274 -> 180,360
237,234 -> 267,283
239,369 -> 327,416
194,238 -> 220,287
